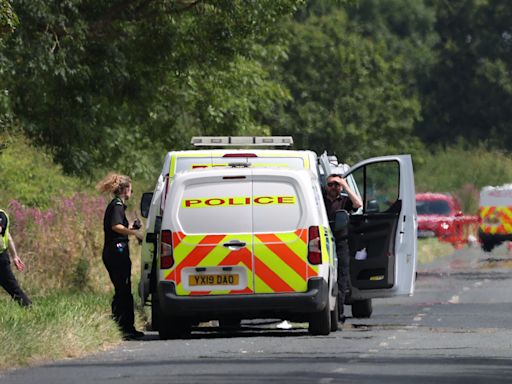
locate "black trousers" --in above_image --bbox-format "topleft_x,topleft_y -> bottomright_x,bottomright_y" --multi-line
0,251 -> 31,306
335,240 -> 351,317
102,242 -> 135,333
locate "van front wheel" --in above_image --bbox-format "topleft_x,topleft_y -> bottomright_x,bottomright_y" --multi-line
351,299 -> 373,319
309,302 -> 331,336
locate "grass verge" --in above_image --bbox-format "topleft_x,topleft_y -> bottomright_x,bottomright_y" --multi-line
0,292 -> 122,371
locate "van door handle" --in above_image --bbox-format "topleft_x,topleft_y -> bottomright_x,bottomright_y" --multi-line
223,240 -> 246,248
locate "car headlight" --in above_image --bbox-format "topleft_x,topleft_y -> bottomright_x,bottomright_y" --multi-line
440,222 -> 450,230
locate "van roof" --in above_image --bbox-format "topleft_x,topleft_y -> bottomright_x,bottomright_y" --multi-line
161,149 -> 318,178
173,165 -> 318,180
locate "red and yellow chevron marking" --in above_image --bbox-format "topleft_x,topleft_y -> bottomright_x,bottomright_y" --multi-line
479,206 -> 512,235
167,228 -> 322,296
253,230 -> 316,294
166,233 -> 254,295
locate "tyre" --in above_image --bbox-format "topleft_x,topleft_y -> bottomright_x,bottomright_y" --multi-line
351,299 -> 373,319
482,241 -> 494,253
309,301 -> 331,335
158,316 -> 191,340
330,299 -> 339,332
150,295 -> 160,331
219,318 -> 242,329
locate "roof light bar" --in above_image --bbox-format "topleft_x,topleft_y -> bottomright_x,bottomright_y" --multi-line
191,136 -> 294,147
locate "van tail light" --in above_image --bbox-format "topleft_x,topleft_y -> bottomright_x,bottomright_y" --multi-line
308,226 -> 322,265
160,230 -> 174,269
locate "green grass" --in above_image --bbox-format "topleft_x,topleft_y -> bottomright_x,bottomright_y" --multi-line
0,292 -> 122,370
417,237 -> 455,265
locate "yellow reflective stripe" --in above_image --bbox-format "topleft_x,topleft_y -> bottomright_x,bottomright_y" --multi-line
174,152 -> 214,158
173,234 -> 207,257
190,163 -> 292,169
169,154 -> 177,178
196,246 -> 231,267
253,274 -> 273,293
480,206 -> 512,234
253,243 -> 307,291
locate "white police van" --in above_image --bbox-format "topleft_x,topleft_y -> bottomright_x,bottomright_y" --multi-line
139,137 -> 417,337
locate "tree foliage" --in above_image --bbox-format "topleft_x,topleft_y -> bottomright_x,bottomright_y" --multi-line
1,0 -> 511,182
2,0 -> 302,177
419,0 -> 512,151
0,0 -> 18,37
272,9 -> 423,162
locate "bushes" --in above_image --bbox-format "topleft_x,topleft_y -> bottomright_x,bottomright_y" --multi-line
414,145 -> 512,213
7,193 -> 110,294
0,131 -> 81,209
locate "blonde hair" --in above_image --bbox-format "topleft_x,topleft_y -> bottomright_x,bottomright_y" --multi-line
96,173 -> 132,196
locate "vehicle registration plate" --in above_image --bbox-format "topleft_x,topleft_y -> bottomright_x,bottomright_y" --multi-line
189,274 -> 239,286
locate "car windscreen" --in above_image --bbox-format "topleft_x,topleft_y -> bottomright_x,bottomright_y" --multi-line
416,200 -> 451,215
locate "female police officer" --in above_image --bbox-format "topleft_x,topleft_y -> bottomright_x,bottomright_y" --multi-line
96,173 -> 144,340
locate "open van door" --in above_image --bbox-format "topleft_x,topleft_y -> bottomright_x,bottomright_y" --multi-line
344,155 -> 417,297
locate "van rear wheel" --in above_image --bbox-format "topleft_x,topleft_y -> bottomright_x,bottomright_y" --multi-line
481,240 -> 495,252
158,316 -> 191,340
219,319 -> 242,330
330,299 -> 339,332
309,302 -> 331,335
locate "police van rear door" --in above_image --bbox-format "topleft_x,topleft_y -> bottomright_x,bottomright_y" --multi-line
344,155 -> 417,296
171,171 -> 255,296
251,172 -> 312,294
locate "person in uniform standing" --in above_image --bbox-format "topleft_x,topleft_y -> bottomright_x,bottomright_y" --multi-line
96,173 -> 144,340
0,208 -> 32,306
324,174 -> 362,324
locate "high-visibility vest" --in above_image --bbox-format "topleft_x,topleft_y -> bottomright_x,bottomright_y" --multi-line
0,209 -> 10,253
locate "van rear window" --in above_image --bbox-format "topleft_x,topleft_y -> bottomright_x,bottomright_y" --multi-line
177,180 -> 302,234
178,181 -> 253,234
252,181 -> 302,233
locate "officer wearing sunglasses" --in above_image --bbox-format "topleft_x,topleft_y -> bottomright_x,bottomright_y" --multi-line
324,174 -> 362,325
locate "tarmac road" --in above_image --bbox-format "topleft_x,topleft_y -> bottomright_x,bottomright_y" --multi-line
2,243 -> 511,384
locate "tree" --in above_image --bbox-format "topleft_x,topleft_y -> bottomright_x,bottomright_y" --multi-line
271,9 -> 423,162
0,0 -> 17,37
419,0 -> 512,151
2,0 -> 304,177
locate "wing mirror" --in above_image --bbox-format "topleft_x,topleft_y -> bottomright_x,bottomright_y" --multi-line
140,192 -> 153,218
333,209 -> 349,233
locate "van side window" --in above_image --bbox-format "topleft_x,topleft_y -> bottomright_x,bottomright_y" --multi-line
352,161 -> 400,214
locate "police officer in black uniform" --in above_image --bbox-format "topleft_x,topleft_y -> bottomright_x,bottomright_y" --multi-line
0,208 -> 32,306
324,174 -> 362,324
96,173 -> 144,340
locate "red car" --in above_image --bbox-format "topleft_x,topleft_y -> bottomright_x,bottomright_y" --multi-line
416,192 -> 465,240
